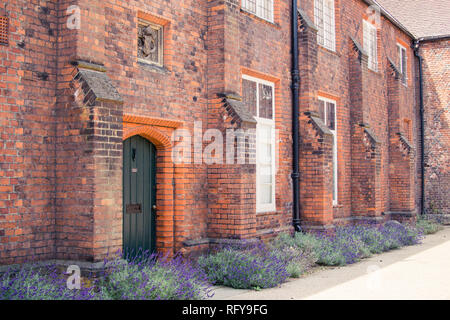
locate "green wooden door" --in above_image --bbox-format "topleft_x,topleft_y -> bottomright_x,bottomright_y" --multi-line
123,135 -> 157,257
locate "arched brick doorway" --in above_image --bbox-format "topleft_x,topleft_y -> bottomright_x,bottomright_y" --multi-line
123,135 -> 157,256
122,115 -> 184,255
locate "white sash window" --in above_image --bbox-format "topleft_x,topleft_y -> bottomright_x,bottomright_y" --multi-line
314,0 -> 336,51
398,44 -> 408,85
318,97 -> 338,205
242,75 -> 276,213
363,20 -> 378,71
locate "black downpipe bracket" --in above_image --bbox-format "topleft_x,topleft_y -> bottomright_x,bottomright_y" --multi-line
291,0 -> 301,232
413,40 -> 425,215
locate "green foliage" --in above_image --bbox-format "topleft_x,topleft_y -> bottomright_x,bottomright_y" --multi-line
416,217 -> 443,235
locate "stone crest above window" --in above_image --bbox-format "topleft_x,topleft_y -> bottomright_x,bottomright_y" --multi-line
138,20 -> 163,66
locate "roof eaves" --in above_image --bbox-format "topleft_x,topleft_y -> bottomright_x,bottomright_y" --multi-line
418,34 -> 450,43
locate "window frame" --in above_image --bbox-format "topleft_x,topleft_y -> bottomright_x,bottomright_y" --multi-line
241,0 -> 274,23
363,19 -> 378,72
318,96 -> 338,206
314,0 -> 336,52
397,43 -> 408,85
242,74 -> 276,213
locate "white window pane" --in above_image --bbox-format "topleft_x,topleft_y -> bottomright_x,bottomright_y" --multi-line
324,0 -> 334,50
333,174 -> 337,201
259,83 -> 273,119
315,0 -> 335,50
259,144 -> 272,164
371,28 -> 377,69
257,124 -> 272,141
401,48 -> 407,83
332,130 -> 338,203
315,0 -> 324,46
243,0 -> 273,21
326,102 -> 335,130
260,165 -> 272,183
364,21 -> 377,71
318,100 -> 325,122
328,0 -> 336,50
242,0 -> 257,14
259,184 -> 272,204
319,98 -> 338,204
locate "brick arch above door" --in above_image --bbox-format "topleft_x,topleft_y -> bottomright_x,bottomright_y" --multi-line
123,126 -> 172,150
122,114 -> 183,149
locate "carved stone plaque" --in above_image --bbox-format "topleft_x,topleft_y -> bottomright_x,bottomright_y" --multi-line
138,20 -> 163,66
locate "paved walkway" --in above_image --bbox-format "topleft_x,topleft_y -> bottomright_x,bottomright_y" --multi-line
211,227 -> 450,300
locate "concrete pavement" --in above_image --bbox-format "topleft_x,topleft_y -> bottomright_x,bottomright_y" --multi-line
211,227 -> 450,300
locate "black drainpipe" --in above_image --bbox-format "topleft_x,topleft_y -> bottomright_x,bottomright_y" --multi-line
413,40 -> 425,215
291,0 -> 301,232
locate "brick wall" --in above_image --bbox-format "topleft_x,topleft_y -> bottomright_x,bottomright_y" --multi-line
205,0 -> 294,242
298,0 -> 418,228
0,1 -> 58,264
0,0 -> 427,265
420,39 -> 450,215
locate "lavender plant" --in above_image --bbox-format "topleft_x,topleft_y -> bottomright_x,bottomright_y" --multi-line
315,226 -> 371,266
270,233 -> 319,277
197,242 -> 289,289
378,221 -> 423,249
98,251 -> 213,300
0,264 -> 97,300
316,223 -> 422,266
342,225 -> 390,254
1,222 -> 426,299
272,232 -> 322,256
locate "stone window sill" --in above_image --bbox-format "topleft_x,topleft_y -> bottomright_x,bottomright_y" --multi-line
138,60 -> 170,74
240,9 -> 281,29
368,68 -> 382,77
318,45 -> 341,57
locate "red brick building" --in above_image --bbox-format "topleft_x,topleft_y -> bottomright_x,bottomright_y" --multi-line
0,0 -> 447,265
375,0 -> 450,219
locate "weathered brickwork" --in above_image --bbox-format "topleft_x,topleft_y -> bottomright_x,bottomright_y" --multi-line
205,0 -> 293,242
0,0 -> 435,265
420,39 -> 450,215
0,1 -> 58,264
298,0 -> 418,229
